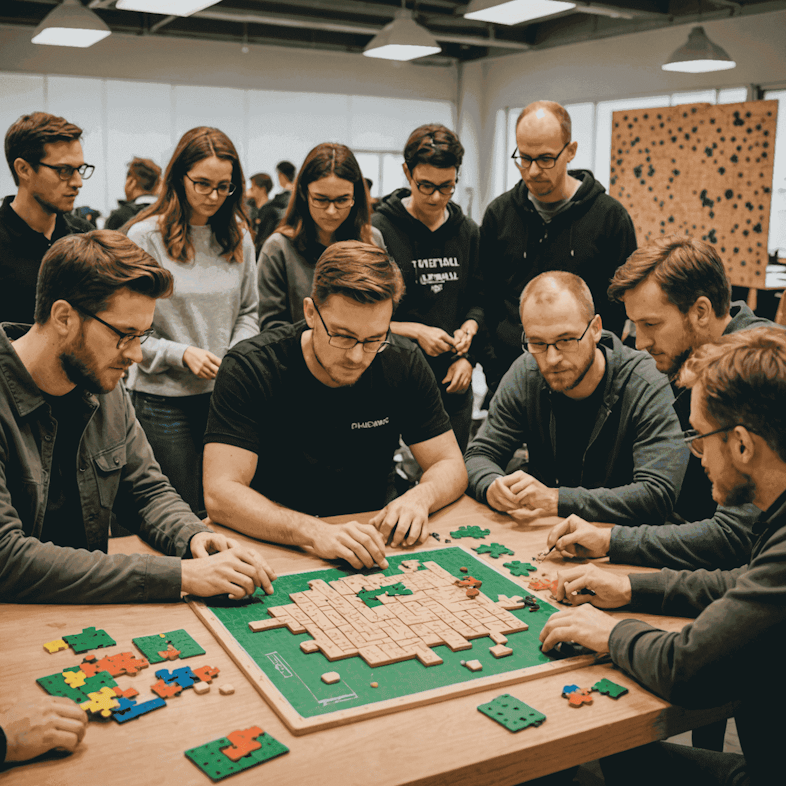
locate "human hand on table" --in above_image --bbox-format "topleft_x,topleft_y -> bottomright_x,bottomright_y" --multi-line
539,603 -> 619,655
310,521 -> 389,570
442,358 -> 472,394
486,471 -> 558,521
547,514 -> 612,559
2,697 -> 87,762
185,531 -> 277,597
369,496 -> 431,547
551,563 -> 632,609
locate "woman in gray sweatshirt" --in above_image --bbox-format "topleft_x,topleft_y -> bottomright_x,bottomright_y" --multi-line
125,127 -> 259,513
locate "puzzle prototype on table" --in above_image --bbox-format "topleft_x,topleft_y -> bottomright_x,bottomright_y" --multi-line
188,546 -> 594,734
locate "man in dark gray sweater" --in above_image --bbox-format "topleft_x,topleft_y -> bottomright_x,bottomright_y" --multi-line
540,325 -> 786,786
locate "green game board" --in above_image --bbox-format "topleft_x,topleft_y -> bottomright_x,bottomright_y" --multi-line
188,546 -> 581,734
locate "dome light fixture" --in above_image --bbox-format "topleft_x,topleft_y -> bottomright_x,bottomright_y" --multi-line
363,9 -> 441,61
32,0 -> 111,48
662,26 -> 736,73
464,0 -> 575,26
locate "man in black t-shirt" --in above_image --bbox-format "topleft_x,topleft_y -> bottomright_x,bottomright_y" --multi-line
465,271 -> 687,526
204,241 -> 468,569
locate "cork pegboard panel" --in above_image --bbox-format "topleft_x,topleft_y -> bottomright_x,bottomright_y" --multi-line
611,100 -> 777,288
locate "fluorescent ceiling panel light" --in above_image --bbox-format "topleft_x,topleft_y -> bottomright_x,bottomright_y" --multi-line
363,11 -> 441,62
464,0 -> 575,26
115,0 -> 221,16
32,0 -> 111,48
662,26 -> 736,73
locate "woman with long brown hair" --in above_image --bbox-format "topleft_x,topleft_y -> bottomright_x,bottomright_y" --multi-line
125,126 -> 258,513
257,142 -> 385,331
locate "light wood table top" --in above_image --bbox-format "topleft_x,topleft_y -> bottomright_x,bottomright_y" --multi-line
0,496 -> 734,785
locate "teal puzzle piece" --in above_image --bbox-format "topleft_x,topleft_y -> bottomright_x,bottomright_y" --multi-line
477,693 -> 546,732
473,543 -> 515,559
503,561 -> 537,577
449,525 -> 491,540
592,678 -> 629,699
185,730 -> 289,781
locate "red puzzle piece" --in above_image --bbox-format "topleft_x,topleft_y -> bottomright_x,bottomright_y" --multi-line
192,665 -> 220,683
151,678 -> 182,699
221,726 -> 265,762
455,576 -> 482,589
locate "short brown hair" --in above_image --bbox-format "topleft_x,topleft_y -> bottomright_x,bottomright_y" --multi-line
608,235 -> 731,317
404,124 -> 464,174
516,101 -> 572,145
312,241 -> 404,307
520,271 -> 595,323
5,111 -> 83,186
127,156 -> 161,193
35,230 -> 173,324
679,326 -> 786,462
250,172 -> 273,193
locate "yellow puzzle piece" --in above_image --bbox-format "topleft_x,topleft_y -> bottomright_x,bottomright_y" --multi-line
43,638 -> 68,654
63,669 -> 87,688
80,686 -> 120,718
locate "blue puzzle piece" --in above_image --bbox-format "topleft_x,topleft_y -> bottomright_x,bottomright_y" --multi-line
155,665 -> 198,688
562,684 -> 580,696
112,695 -> 166,723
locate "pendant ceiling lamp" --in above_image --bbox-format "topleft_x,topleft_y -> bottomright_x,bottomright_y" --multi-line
662,26 -> 736,73
363,8 -> 441,61
115,0 -> 221,16
31,0 -> 111,48
464,0 -> 575,26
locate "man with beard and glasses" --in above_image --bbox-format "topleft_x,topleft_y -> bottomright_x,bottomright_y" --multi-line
0,230 -> 275,603
203,240 -> 467,569
540,327 -> 786,786
0,112 -> 94,323
465,271 -> 687,526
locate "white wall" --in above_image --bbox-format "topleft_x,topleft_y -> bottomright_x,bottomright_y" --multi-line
0,24 -> 458,218
461,10 -> 786,212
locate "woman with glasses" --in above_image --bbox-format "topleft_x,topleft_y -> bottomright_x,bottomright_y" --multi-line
372,124 -> 483,451
257,142 -> 384,332
124,126 -> 259,513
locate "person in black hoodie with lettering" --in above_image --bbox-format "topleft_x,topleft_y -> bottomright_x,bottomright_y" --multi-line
373,124 -> 483,450
481,100 -> 636,400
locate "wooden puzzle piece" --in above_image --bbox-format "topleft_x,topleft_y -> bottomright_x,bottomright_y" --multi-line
221,726 -> 265,762
151,678 -> 183,699
193,665 -> 220,683
357,582 -> 413,608
454,576 -> 482,588
449,526 -> 490,539
592,678 -> 629,699
490,644 -> 513,658
80,686 -> 120,718
473,543 -> 515,559
462,659 -> 483,672
465,587 -> 480,599
219,684 -> 235,695
112,695 -> 167,723
503,561 -> 537,577
528,578 -> 553,591
193,681 -> 211,695
63,669 -> 87,688
133,629 -> 205,664
321,672 -> 340,684
43,638 -> 68,653
185,730 -> 289,781
477,694 -> 546,732
496,594 -> 526,610
63,627 -> 116,654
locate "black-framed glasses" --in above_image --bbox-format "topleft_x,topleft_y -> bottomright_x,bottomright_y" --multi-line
683,425 -> 741,458
185,173 -> 236,197
311,300 -> 390,354
75,306 -> 154,350
414,178 -> 457,197
522,318 -> 594,355
37,162 -> 95,181
511,141 -> 570,171
307,191 -> 354,211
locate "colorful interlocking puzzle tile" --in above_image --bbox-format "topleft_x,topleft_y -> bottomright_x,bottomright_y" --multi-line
63,627 -> 116,654
357,582 -> 413,608
158,643 -> 181,661
477,694 -> 546,732
562,686 -> 593,708
185,729 -> 289,781
132,629 -> 205,664
193,665 -> 220,683
80,651 -> 149,678
112,695 -> 167,723
63,669 -> 87,689
455,576 -> 482,588
503,561 -> 538,577
43,638 -> 68,653
151,678 -> 183,699
449,525 -> 490,540
37,669 -> 117,702
592,678 -> 629,699
156,666 -> 198,689
80,686 -> 120,718
473,542 -> 515,559
221,727 -> 265,762
528,577 -> 553,591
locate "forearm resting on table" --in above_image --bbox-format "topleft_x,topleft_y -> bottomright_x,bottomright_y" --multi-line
408,455 -> 468,513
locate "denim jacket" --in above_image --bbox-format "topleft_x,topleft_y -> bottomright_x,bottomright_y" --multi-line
0,323 -> 210,603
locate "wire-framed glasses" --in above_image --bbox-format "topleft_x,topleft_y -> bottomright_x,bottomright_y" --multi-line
511,141 -> 570,171
311,300 -> 390,354
683,425 -> 741,457
75,306 -> 154,350
522,318 -> 594,355
185,173 -> 236,196
38,162 -> 95,180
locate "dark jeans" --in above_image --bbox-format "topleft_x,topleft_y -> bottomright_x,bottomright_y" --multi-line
601,741 -> 749,786
131,391 -> 211,515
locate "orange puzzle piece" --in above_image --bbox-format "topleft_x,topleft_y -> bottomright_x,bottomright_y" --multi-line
192,665 -> 220,683
565,689 -> 594,708
221,726 -> 265,761
151,678 -> 182,699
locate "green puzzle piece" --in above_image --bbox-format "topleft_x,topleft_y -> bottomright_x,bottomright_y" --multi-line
132,629 -> 206,664
503,561 -> 537,577
37,669 -> 117,702
62,627 -> 115,654
592,678 -> 629,699
478,694 -> 546,732
473,543 -> 515,559
449,525 -> 491,539
357,582 -> 413,608
185,731 -> 289,781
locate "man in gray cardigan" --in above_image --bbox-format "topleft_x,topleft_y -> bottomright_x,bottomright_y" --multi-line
0,230 -> 273,604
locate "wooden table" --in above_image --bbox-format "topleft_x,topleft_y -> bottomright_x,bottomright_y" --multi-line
0,496 -> 734,785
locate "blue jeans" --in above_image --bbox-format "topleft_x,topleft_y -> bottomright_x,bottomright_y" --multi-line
131,391 -> 211,515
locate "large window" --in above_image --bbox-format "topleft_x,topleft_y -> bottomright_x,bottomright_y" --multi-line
764,89 -> 786,258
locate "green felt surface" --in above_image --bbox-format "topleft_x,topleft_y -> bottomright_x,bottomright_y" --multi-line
185,732 -> 289,781
203,546 -> 559,720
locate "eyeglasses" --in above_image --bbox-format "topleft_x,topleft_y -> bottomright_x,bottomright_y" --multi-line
683,425 -> 741,458
37,162 -> 95,181
511,141 -> 570,171
307,192 -> 355,211
75,306 -> 154,350
185,173 -> 236,197
523,318 -> 594,355
311,300 -> 390,354
414,179 -> 457,196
